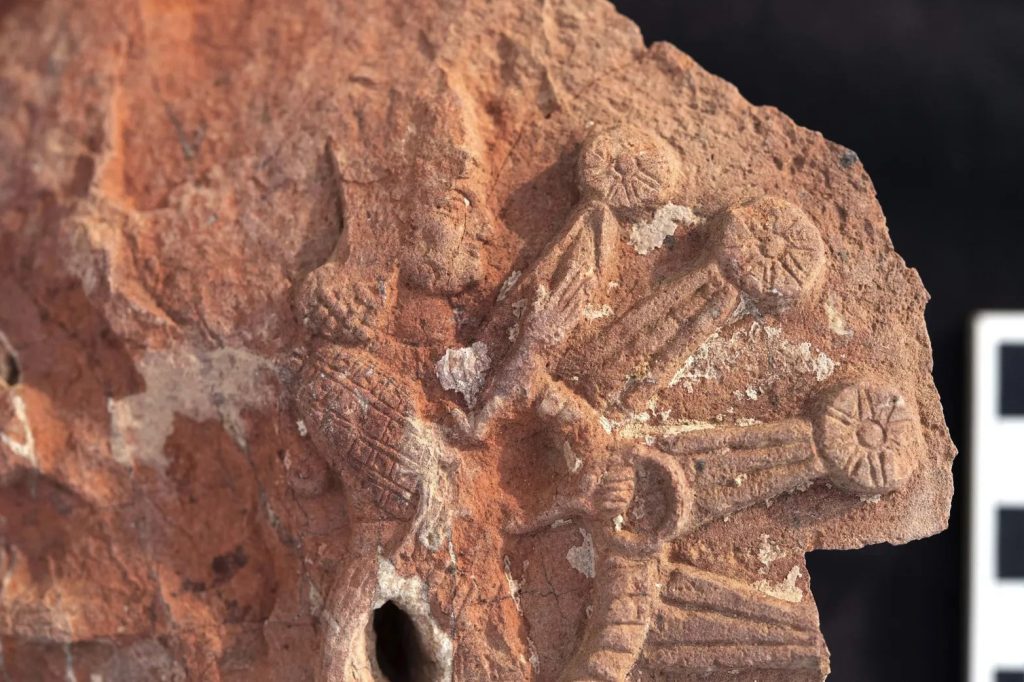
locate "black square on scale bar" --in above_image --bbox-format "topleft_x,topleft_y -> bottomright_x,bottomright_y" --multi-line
998,508 -> 1024,579
1000,345 -> 1024,415
996,672 -> 1024,682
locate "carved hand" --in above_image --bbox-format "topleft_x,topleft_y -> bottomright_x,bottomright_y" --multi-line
595,463 -> 636,517
524,262 -> 595,349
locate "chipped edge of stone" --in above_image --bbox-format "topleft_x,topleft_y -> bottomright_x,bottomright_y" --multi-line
753,564 -> 804,603
628,203 -> 701,255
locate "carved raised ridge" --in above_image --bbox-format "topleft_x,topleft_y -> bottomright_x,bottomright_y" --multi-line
649,565 -> 821,673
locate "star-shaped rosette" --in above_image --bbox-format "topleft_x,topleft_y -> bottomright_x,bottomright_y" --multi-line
577,124 -> 679,215
717,196 -> 826,309
815,381 -> 924,494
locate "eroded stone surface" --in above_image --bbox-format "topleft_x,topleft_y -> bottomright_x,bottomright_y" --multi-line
0,1 -> 955,680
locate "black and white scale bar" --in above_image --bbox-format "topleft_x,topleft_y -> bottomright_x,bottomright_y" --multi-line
971,312 -> 1024,682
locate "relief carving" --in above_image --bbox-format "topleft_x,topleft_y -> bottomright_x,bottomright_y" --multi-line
287,120 -> 934,680
0,3 -> 955,681
577,125 -> 680,217
568,195 -> 826,410
814,381 -> 924,494
454,124 -> 675,440
717,196 -> 826,310
295,345 -> 424,520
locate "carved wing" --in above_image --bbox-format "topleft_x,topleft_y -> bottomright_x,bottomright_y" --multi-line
642,563 -> 826,679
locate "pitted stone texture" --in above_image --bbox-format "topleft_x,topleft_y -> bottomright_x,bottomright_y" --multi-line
0,1 -> 954,680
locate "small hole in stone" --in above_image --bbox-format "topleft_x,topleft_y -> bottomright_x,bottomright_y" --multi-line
373,601 -> 432,682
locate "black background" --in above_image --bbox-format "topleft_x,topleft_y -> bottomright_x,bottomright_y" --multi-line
613,1 -> 1024,680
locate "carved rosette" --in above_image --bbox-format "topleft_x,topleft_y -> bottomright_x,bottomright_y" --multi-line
577,125 -> 679,215
716,196 -> 826,308
815,381 -> 924,494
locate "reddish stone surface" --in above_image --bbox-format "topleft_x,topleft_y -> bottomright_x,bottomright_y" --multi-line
0,1 -> 954,680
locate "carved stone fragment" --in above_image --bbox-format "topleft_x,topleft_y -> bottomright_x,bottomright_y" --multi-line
0,1 -> 955,680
